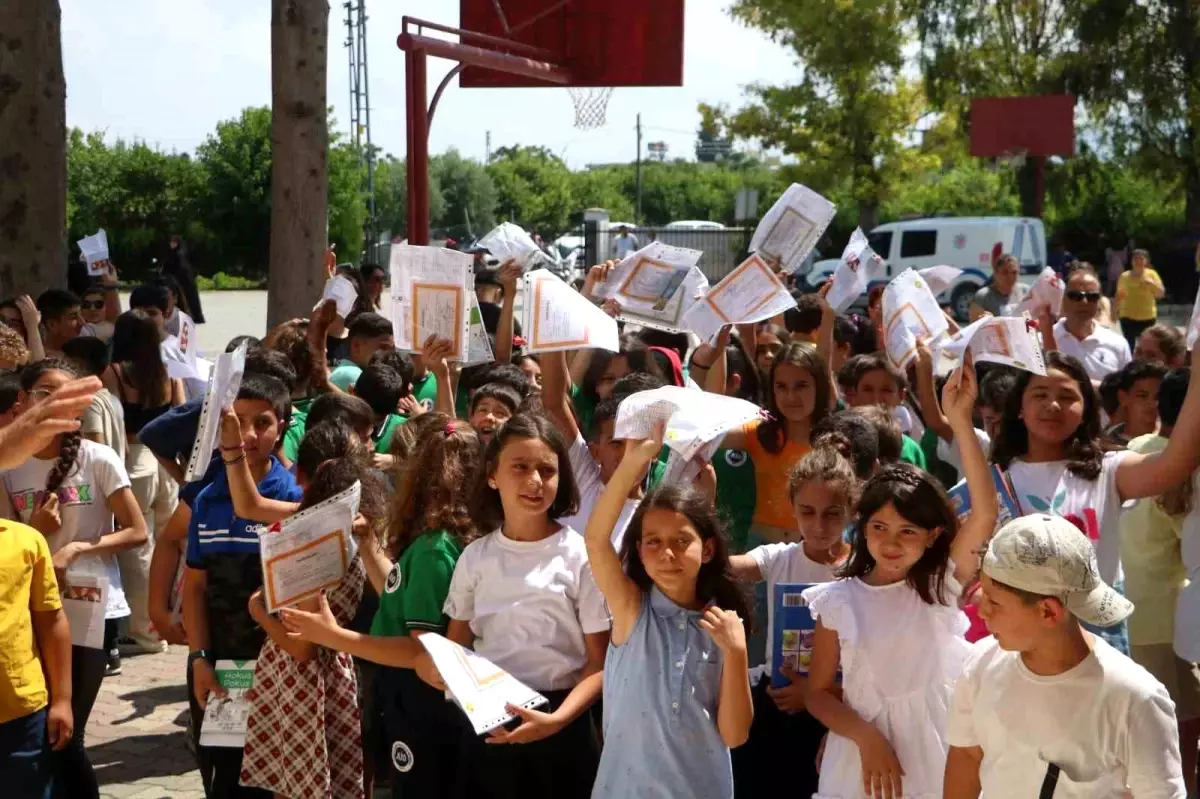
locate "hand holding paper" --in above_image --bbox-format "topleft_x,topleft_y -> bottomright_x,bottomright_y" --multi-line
597,242 -> 703,313
521,269 -> 619,354
826,228 -> 886,313
77,229 -> 110,276
185,343 -> 248,482
390,245 -> 473,358
682,254 -> 796,343
321,275 -> 359,319
476,222 -> 543,270
881,269 -> 950,370
750,184 -> 836,274
614,386 -> 762,461
1018,267 -> 1065,317
933,314 -> 1046,375
918,265 -> 963,297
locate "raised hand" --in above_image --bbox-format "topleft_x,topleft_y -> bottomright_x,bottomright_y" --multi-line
0,377 -> 99,471
621,421 -> 666,466
420,335 -> 454,374
941,353 -> 979,427
698,605 -> 747,655
498,259 -> 522,294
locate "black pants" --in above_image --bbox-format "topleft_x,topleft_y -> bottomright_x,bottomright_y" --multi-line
186,662 -> 266,799
185,659 -> 216,795
378,666 -> 472,799
0,708 -> 51,799
50,644 -> 108,799
1119,317 -> 1155,352
454,689 -> 599,799
732,675 -> 826,798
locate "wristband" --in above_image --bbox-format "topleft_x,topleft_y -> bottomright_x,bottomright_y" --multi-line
189,649 -> 213,665
691,358 -> 714,370
223,453 -> 246,466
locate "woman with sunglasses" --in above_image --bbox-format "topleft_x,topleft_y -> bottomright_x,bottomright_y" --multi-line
1047,264 -> 1132,387
79,287 -> 114,343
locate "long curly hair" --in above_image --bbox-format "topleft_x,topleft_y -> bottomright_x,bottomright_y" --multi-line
263,320 -> 315,391
619,484 -> 753,629
757,342 -> 833,454
990,351 -> 1103,480
388,415 -> 481,558
20,359 -> 82,494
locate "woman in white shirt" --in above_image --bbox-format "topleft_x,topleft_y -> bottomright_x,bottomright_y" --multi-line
0,359 -> 147,799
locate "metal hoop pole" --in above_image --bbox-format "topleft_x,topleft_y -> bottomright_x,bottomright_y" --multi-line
429,64 -> 466,130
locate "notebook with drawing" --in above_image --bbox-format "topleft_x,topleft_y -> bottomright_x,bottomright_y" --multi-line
418,633 -> 549,735
771,583 -> 817,688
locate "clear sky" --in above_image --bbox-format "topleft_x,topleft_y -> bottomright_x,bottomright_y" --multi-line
62,0 -> 797,170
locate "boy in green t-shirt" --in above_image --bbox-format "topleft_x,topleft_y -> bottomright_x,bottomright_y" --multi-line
352,364 -> 411,456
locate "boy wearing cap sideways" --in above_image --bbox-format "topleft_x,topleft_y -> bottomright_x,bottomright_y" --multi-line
944,514 -> 1186,798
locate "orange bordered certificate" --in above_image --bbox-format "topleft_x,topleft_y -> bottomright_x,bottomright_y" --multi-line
411,283 -> 464,355
262,529 -> 351,612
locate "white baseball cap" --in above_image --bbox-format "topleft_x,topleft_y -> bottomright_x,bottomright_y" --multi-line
982,514 -> 1133,628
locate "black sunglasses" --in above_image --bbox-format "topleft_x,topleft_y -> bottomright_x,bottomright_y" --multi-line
81,300 -> 105,310
1065,290 -> 1101,303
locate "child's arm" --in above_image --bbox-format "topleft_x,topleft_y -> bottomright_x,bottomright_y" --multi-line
495,260 -> 521,364
355,522 -> 394,596
421,336 -> 457,419
219,410 -> 300,523
913,343 -> 953,443
542,350 -> 581,442
1117,347 -> 1200,502
16,295 -> 45,363
58,488 -> 148,573
702,326 -> 731,396
446,618 -> 474,648
585,431 -> 659,645
487,632 -> 609,745
943,746 -> 983,798
249,588 -> 316,663
148,502 -> 190,645
280,595 -> 427,667
182,566 -> 226,708
815,282 -> 838,391
29,538 -> 73,751
942,357 -> 996,586
728,553 -> 765,582
806,620 -> 906,796
700,606 -> 753,747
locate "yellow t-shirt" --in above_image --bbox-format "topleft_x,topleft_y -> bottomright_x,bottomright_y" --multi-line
742,419 -> 810,534
1116,268 -> 1162,321
1119,434 -> 1186,647
0,521 -> 62,724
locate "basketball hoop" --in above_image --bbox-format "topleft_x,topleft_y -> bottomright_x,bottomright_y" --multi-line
567,86 -> 614,130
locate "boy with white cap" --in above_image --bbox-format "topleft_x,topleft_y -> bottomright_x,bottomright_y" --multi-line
944,514 -> 1186,798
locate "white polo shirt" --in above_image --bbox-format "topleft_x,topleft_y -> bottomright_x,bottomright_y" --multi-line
1052,319 -> 1131,384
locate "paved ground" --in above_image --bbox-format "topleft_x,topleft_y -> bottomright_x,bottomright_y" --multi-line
87,645 -> 204,798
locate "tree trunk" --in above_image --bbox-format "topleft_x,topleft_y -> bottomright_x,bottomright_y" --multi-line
267,0 -> 329,329
0,0 -> 66,297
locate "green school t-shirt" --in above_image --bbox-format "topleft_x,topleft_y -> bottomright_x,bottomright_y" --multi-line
412,372 -> 439,413
569,384 -> 598,441
370,530 -> 462,638
281,397 -> 316,463
712,448 -> 756,554
900,434 -> 927,470
373,414 -> 408,454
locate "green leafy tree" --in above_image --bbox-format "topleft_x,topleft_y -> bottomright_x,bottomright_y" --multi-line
327,129 -> 366,264
570,167 -> 635,224
695,105 -> 733,163
432,149 -> 497,240
486,145 -> 575,238
196,107 -> 274,276
713,0 -> 925,229
373,155 -> 446,239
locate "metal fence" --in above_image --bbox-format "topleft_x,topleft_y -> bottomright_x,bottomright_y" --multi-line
582,225 -> 752,283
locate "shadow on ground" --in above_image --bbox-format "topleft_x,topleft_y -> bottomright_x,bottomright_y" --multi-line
111,682 -> 191,725
90,730 -> 196,787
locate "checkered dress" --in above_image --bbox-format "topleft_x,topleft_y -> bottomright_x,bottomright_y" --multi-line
240,558 -> 366,799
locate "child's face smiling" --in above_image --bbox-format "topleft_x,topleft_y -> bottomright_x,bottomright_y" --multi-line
470,397 -> 513,444
491,436 -> 559,521
231,399 -> 281,464
862,502 -> 939,584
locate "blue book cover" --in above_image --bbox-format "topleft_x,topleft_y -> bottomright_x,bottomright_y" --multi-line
771,582 -> 817,689
947,463 -> 1022,532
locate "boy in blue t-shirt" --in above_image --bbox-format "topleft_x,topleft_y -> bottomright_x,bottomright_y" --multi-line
181,374 -> 302,797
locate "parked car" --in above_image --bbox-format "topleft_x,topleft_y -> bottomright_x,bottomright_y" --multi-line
664,220 -> 726,230
800,216 -> 1048,320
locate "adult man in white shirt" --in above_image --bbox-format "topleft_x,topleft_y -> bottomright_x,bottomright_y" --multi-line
610,225 -> 639,260
1050,266 -> 1131,385
945,515 -> 1186,798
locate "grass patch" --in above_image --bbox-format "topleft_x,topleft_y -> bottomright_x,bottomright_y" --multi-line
195,272 -> 266,291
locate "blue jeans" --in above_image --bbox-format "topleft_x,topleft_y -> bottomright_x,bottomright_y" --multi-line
0,708 -> 52,799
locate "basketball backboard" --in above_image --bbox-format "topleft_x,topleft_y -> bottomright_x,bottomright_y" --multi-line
970,95 -> 1076,158
458,0 -> 685,88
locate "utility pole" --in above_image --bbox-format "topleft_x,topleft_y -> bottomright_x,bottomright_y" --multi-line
344,0 -> 376,261
486,130 -> 492,163
635,113 -> 643,224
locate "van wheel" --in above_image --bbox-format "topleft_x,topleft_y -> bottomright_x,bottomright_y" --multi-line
950,284 -> 978,323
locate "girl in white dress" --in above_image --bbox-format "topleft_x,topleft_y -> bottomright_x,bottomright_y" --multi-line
804,359 -> 996,799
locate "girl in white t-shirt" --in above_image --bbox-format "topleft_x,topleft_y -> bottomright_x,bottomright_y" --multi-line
803,359 -> 995,799
442,413 -> 611,799
729,433 -> 857,798
0,358 -> 147,799
991,350 -> 1200,654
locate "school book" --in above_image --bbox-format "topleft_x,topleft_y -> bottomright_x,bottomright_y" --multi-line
947,464 -> 1022,533
418,632 -> 549,735
771,583 -> 818,689
199,660 -> 256,748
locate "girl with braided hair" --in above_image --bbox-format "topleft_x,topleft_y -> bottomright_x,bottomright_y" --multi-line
0,359 -> 147,799
802,358 -> 996,799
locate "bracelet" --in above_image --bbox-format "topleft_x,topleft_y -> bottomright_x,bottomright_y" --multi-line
223,453 -> 246,466
691,358 -> 714,370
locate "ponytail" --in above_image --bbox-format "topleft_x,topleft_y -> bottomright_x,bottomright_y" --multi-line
787,431 -> 860,509
46,429 -> 82,495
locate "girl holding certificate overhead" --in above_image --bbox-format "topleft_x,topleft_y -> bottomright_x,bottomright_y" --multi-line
585,423 -> 753,799
281,416 -> 482,799
442,413 -> 610,799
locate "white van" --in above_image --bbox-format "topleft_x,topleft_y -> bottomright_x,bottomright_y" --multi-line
801,217 -> 1047,320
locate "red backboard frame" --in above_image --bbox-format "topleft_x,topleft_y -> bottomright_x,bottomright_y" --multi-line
970,95 -> 1076,158
458,0 -> 685,88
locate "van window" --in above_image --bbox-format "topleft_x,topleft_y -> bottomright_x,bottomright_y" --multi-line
867,231 -> 893,259
900,230 -> 938,258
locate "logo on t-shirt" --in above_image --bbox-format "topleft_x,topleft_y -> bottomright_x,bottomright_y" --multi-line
12,484 -> 94,512
384,564 -> 402,594
391,740 -> 414,772
724,450 -> 748,468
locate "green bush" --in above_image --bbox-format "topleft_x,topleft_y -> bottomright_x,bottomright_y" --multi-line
195,272 -> 265,291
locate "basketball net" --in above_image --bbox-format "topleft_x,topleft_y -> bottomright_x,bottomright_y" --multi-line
568,86 -> 614,130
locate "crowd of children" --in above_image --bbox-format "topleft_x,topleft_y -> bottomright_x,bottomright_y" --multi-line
1,249 -> 1200,799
